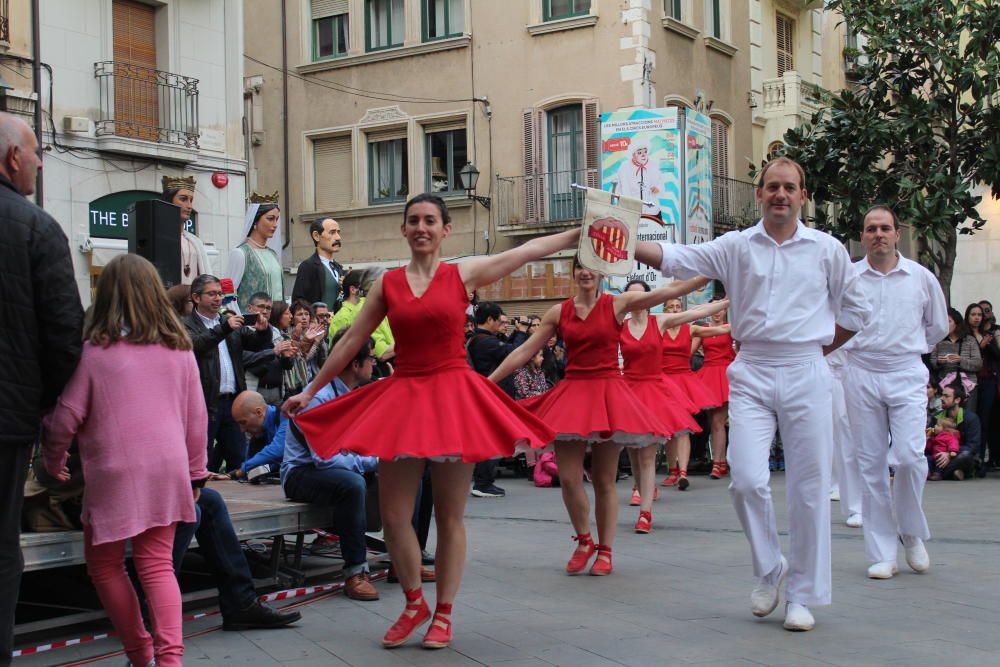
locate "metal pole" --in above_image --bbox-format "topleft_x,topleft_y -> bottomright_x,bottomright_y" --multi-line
31,0 -> 42,204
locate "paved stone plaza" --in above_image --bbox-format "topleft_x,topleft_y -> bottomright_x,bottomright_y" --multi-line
19,473 -> 1000,666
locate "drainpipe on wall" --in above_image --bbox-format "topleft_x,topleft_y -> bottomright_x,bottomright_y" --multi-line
31,0 -> 42,205
280,0 -> 290,250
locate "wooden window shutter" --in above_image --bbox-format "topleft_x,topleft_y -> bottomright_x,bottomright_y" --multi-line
776,14 -> 794,77
312,0 -> 349,19
711,118 -> 729,179
314,136 -> 353,211
582,99 -> 600,188
112,0 -> 158,142
522,108 -> 542,223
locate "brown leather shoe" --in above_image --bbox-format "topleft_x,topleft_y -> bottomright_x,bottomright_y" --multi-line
344,572 -> 379,601
386,564 -> 436,583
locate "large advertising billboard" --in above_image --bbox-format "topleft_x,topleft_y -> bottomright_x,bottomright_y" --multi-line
683,109 -> 714,304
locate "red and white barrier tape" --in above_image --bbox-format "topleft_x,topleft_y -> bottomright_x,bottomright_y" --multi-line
12,570 -> 386,660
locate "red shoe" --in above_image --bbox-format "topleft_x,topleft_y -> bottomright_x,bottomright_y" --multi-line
634,511 -> 652,534
710,462 -> 723,479
382,587 -> 430,648
677,469 -> 690,491
589,544 -> 613,575
661,468 -> 680,486
566,533 -> 596,574
422,602 -> 453,650
629,488 -> 641,506
720,462 -> 729,477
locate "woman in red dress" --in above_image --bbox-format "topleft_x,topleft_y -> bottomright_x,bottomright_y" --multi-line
659,297 -> 730,490
692,301 -> 735,479
283,194 -> 577,650
620,280 -> 730,532
490,260 -> 709,575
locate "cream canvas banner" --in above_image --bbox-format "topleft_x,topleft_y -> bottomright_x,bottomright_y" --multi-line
577,188 -> 642,278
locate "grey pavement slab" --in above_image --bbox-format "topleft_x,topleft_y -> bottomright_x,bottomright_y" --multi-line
15,473 -> 1000,666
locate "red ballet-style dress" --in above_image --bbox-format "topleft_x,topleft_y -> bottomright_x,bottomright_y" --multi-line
696,332 -> 735,405
620,320 -> 702,438
661,323 -> 718,412
520,294 -> 669,446
294,262 -> 555,462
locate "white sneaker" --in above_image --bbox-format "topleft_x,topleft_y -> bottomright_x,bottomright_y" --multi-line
750,556 -> 788,617
867,561 -> 898,579
829,485 -> 840,501
783,603 -> 815,631
846,513 -> 863,528
902,536 -> 930,573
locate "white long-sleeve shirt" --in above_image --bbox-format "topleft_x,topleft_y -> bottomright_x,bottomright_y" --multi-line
844,254 -> 949,372
657,221 -> 872,352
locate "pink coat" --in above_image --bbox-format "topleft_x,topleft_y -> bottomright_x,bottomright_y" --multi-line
42,342 -> 209,545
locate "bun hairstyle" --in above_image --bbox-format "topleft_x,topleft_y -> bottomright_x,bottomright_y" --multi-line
624,279 -> 651,292
250,203 -> 280,232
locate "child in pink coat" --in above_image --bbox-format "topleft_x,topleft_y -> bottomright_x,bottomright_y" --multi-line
42,255 -> 209,667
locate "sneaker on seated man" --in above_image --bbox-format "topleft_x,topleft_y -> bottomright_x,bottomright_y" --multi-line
231,335 -> 379,601
172,487 -> 301,630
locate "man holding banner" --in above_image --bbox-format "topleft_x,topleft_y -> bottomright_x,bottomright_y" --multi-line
636,157 -> 872,632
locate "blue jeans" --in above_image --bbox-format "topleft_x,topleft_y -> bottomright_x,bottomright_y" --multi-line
283,466 -> 369,576
207,397 -> 247,473
172,487 -> 257,618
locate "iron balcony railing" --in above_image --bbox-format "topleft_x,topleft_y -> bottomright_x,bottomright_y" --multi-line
713,175 -> 760,234
0,0 -> 9,43
497,168 -> 599,227
94,61 -> 199,148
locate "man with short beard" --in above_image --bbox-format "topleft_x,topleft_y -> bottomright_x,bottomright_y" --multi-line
842,206 -> 948,580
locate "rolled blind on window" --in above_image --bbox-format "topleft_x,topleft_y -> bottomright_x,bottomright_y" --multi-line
312,0 -> 349,19
315,136 -> 352,211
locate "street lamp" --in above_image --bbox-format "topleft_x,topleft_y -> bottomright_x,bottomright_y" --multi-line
458,162 -> 491,210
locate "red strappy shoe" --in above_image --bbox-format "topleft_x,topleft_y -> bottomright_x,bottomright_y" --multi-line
382,587 -> 430,648
677,469 -> 690,491
661,468 -> 680,486
634,511 -> 652,534
710,462 -> 724,479
422,602 -> 453,649
629,488 -> 641,506
566,533 -> 596,574
589,544 -> 613,575
720,462 -> 730,477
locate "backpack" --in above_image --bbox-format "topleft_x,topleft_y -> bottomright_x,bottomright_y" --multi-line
465,333 -> 490,373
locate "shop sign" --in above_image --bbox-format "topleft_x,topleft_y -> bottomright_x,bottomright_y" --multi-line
89,191 -> 197,239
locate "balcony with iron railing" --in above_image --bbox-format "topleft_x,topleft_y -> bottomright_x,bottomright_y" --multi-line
0,0 -> 10,45
94,61 -> 199,150
496,168 -> 598,235
713,175 -> 760,235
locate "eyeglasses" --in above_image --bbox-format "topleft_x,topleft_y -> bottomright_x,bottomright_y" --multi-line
252,304 -> 273,311
199,290 -> 223,298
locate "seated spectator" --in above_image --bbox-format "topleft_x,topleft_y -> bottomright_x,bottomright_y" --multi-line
229,334 -> 379,601
930,307 -> 982,410
533,451 -> 559,488
926,418 -> 960,480
926,382 -> 942,427
932,383 -> 981,480
41,254 -> 208,667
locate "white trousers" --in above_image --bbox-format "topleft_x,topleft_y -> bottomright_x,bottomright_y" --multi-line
844,363 -> 930,564
727,355 -> 833,606
830,369 -> 863,518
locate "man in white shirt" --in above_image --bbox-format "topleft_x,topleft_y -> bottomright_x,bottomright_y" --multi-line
842,206 -> 948,580
636,157 -> 873,631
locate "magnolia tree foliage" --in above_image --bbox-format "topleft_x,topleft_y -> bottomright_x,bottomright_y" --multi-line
772,0 -> 1000,301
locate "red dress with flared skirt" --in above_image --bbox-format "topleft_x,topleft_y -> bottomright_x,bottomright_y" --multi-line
294,262 -> 555,462
520,294 -> 669,446
661,323 -> 718,411
620,320 -> 702,437
696,333 -> 735,405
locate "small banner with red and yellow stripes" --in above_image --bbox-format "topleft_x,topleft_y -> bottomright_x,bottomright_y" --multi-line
577,187 -> 642,278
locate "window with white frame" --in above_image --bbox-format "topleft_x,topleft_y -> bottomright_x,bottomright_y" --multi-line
776,13 -> 795,76
312,0 -> 349,60
544,0 -> 591,22
314,135 -> 353,211
366,0 -> 404,51
423,0 -> 464,41
368,133 -> 408,204
425,127 -> 467,195
710,116 -> 730,179
705,0 -> 722,39
664,0 -> 682,21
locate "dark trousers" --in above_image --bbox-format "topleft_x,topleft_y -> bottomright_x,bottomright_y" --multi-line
172,487 -> 256,618
942,452 -> 977,480
413,464 -> 433,552
207,397 -> 247,473
473,460 -> 498,490
976,374 -> 997,464
0,444 -> 30,666
283,466 -> 368,572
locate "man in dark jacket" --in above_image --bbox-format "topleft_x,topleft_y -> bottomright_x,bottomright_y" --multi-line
186,274 -> 271,472
291,217 -> 343,309
0,113 -> 83,664
936,383 -> 980,481
467,301 -> 528,498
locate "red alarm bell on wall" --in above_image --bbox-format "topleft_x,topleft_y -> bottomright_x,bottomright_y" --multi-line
211,172 -> 229,188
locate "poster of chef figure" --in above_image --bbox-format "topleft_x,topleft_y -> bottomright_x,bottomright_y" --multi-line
611,138 -> 664,219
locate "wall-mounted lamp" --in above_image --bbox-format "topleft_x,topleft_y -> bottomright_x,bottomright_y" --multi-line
458,162 -> 491,210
